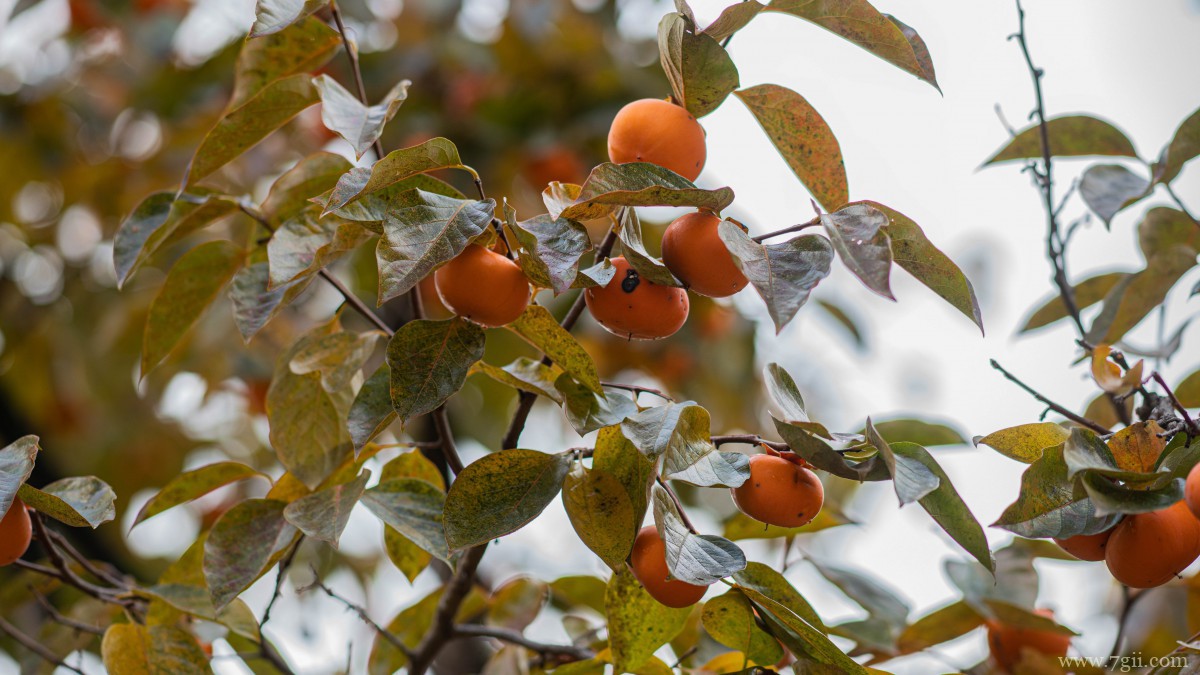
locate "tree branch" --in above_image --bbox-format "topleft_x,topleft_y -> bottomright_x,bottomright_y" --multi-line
656,475 -> 697,534
408,545 -> 487,675
450,624 -> 594,663
298,573 -> 414,662
991,359 -> 1110,434
750,217 -> 820,243
712,434 -> 790,453
0,616 -> 84,674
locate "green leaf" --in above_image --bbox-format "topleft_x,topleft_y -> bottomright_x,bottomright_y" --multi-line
187,74 -> 319,187
868,418 -> 967,447
1086,245 -> 1196,344
886,14 -> 938,91
774,419 -> 890,481
552,163 -> 734,221
113,192 -> 176,287
268,209 -> 369,288
1156,105 -> 1200,184
102,623 -> 209,675
282,469 -> 369,548
562,463 -> 637,570
1080,472 -> 1184,516
249,0 -> 328,38
653,484 -> 746,584
891,442 -> 993,572
141,240 -> 245,376
658,13 -> 740,118
230,252 -> 315,342
723,508 -> 851,540
486,577 -> 550,632
361,478 -> 450,561
1138,206 -> 1200,259
1178,369 -> 1200,408
983,115 -> 1139,165
865,418 -> 938,505
974,422 -> 1070,463
443,449 -> 571,550
312,75 -> 410,159
615,207 -> 679,286
866,201 -> 982,331
734,84 -> 847,211
733,562 -> 825,631
506,212 -> 592,295
507,305 -> 601,393
702,590 -> 785,666
114,193 -> 239,287
701,1 -> 766,42
133,462 -> 266,528
329,174 -> 467,226
992,445 -> 1118,539
1019,272 -> 1129,333
896,601 -> 983,654
289,329 -> 382,394
765,0 -> 938,90
605,569 -> 692,673
822,203 -> 894,300
18,477 -> 116,528
1079,164 -> 1150,228
376,191 -> 496,304
0,435 -> 38,518
593,426 -> 655,528
810,559 -> 910,624
203,499 -> 297,610
719,222 -> 833,333
268,327 -> 352,489
470,358 -> 563,403
232,15 -> 339,107
387,318 -> 486,422
262,152 -> 354,224
659,407 -> 750,489
738,585 -> 867,673
349,365 -> 396,451
323,138 -> 468,214
556,376 -> 638,436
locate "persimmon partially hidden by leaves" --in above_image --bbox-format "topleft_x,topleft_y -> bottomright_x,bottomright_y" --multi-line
1186,463 -> 1200,521
585,257 -> 689,340
1053,528 -> 1114,562
986,609 -> 1070,673
607,98 -> 706,181
0,498 -> 32,566
1105,501 -> 1200,588
434,244 -> 531,328
629,526 -> 708,608
731,454 -> 824,528
661,211 -> 748,298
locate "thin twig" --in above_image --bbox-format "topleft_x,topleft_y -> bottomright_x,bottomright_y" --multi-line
991,360 -> 1110,434
299,572 -> 414,661
30,588 -> 104,636
450,625 -> 593,662
0,616 -> 84,674
750,217 -> 820,243
656,475 -> 697,534
712,434 -> 790,453
1110,585 -> 1148,659
329,1 -> 384,161
431,404 -> 464,475
1163,182 -> 1200,229
320,270 -> 394,335
29,512 -> 123,604
261,538 -> 302,628
45,530 -> 128,591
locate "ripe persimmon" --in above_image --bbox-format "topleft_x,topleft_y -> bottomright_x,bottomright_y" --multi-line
629,526 -> 707,608
1105,501 -> 1200,588
434,244 -> 531,327
986,608 -> 1070,673
731,454 -> 824,528
607,99 -> 706,181
0,498 -> 32,566
584,257 -> 689,340
1053,528 -> 1113,562
1186,463 -> 1200,520
661,211 -> 748,298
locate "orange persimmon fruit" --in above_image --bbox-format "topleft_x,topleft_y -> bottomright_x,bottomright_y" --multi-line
0,498 -> 32,566
986,608 -> 1070,673
629,526 -> 707,608
1104,500 -> 1200,588
731,454 -> 824,528
1185,463 -> 1200,520
1053,528 -> 1114,562
661,211 -> 748,298
607,99 -> 706,181
584,257 -> 689,340
434,244 -> 531,327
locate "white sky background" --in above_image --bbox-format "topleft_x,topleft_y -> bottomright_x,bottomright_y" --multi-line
2,0 -> 1200,673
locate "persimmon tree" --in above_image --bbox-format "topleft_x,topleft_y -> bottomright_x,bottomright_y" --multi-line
0,1 -> 1198,674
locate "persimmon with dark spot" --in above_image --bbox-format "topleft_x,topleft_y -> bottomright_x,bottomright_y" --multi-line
1053,528 -> 1114,562
661,211 -> 748,298
731,454 -> 824,528
1105,500 -> 1200,588
607,99 -> 706,181
629,526 -> 707,608
0,498 -> 32,567
986,608 -> 1071,673
434,244 -> 531,327
585,257 -> 689,340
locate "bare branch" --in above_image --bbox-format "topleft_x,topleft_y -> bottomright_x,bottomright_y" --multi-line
0,616 -> 84,674
450,624 -> 593,662
991,359 -> 1110,434
299,572 -> 414,662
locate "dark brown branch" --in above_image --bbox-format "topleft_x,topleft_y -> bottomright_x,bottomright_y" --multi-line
1163,182 -> 1200,230
991,359 -> 1110,434
45,528 -> 129,591
329,1 -> 384,161
431,404 -> 464,475
319,269 -> 394,335
0,616 -> 84,674
450,624 -> 594,662
408,545 -> 487,675
30,588 -> 104,636
299,573 -> 413,662
29,512 -> 124,605
750,217 -> 820,243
